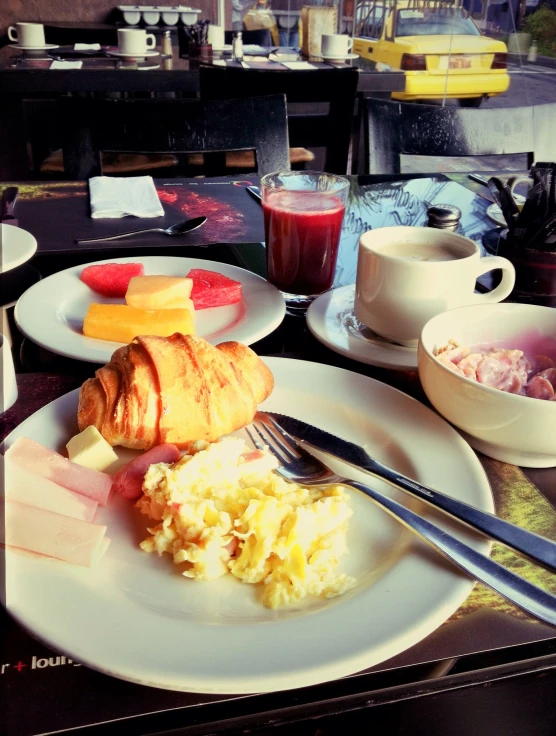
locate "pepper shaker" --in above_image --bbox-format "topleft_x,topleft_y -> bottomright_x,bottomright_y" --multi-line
161,30 -> 173,58
232,31 -> 243,62
426,204 -> 462,232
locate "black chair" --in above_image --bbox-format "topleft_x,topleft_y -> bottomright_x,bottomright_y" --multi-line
58,95 -> 290,180
363,97 -> 556,174
199,66 -> 360,175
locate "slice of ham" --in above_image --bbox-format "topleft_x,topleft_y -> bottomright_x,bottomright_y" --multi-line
4,500 -> 109,567
112,443 -> 182,500
526,376 -> 555,400
3,457 -> 98,522
5,436 -> 113,505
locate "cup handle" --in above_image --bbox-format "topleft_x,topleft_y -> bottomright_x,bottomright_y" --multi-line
472,255 -> 516,304
507,175 -> 530,197
146,33 -> 156,49
347,37 -> 353,51
8,26 -> 18,42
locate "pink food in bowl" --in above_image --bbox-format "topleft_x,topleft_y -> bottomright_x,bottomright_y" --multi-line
435,332 -> 556,401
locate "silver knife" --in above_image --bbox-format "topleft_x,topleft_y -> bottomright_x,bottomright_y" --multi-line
246,185 -> 262,205
267,412 -> 556,573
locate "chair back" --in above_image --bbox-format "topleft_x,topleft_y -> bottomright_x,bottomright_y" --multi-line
199,66 -> 359,175
364,97 -> 556,174
58,95 -> 290,180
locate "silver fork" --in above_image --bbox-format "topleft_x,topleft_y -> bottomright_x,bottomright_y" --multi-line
246,415 -> 556,627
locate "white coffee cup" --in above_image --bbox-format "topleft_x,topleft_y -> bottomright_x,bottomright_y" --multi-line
207,24 -> 225,49
8,22 -> 46,47
1,333 -> 18,414
117,28 -> 156,55
321,34 -> 353,58
354,226 -> 516,347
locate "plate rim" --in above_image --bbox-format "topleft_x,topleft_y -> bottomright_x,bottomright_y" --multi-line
307,284 -> 418,371
0,223 -> 38,274
14,255 -> 286,363
3,356 -> 493,693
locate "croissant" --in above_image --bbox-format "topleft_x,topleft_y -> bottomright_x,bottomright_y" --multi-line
77,334 -> 274,450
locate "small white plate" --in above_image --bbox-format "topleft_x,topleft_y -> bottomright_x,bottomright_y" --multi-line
307,285 -> 418,372
486,194 -> 525,228
8,43 -> 59,51
2,357 -> 492,693
106,49 -> 160,59
321,52 -> 359,61
15,256 -> 286,363
0,224 -> 38,275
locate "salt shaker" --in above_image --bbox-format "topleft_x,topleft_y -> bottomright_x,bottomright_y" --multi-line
426,204 -> 462,232
161,30 -> 173,58
232,31 -> 243,62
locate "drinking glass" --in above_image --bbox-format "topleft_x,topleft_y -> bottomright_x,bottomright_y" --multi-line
261,171 -> 350,311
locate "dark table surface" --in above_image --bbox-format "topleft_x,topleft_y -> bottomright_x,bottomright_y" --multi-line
1,172 -> 556,736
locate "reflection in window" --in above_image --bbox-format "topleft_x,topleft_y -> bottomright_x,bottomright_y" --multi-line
395,8 -> 481,37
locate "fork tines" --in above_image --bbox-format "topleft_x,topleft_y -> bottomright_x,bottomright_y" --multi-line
246,413 -> 302,464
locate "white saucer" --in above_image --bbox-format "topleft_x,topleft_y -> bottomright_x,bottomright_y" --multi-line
321,52 -> 359,61
9,43 -> 59,51
306,285 -> 418,372
106,49 -> 159,59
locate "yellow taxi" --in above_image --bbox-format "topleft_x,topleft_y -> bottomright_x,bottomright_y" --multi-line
353,0 -> 510,106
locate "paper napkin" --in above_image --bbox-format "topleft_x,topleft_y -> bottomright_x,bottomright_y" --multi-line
89,176 -> 165,219
74,43 -> 101,50
50,60 -> 83,69
280,61 -> 317,70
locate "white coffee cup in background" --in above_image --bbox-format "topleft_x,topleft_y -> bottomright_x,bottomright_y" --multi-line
321,34 -> 353,58
207,24 -> 225,49
117,28 -> 156,55
1,333 -> 18,414
354,226 -> 516,347
8,22 -> 46,47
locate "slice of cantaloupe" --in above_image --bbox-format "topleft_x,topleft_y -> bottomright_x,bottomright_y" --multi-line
83,303 -> 195,344
125,276 -> 194,311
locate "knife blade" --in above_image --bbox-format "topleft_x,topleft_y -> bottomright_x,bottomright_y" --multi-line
246,185 -> 262,205
266,412 -> 556,572
1,186 -> 19,226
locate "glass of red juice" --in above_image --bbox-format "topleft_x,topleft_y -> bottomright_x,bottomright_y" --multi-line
261,171 -> 349,310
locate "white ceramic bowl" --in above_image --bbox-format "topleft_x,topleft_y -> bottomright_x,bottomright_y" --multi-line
418,303 -> 556,467
180,7 -> 201,24
118,6 -> 142,24
141,8 -> 161,24
160,7 -> 180,25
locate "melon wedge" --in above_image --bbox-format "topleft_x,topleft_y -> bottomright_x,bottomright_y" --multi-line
83,303 -> 195,344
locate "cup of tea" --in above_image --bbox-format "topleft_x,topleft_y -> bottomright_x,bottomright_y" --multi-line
320,34 -> 353,58
8,22 -> 46,47
261,171 -> 350,310
117,28 -> 156,56
354,226 -> 516,346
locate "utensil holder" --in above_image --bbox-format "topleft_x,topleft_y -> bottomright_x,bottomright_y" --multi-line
188,42 -> 212,60
497,230 -> 556,307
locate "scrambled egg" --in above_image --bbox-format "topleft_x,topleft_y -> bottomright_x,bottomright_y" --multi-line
138,437 -> 355,608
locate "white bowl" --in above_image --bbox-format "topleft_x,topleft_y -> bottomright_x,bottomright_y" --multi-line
418,303 -> 556,467
142,9 -> 161,24
160,8 -> 180,24
180,7 -> 201,24
119,5 -> 142,24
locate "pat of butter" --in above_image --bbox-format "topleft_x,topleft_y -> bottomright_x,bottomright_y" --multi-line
66,425 -> 118,472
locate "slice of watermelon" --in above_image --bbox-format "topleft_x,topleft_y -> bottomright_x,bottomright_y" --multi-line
186,269 -> 243,310
80,263 -> 145,298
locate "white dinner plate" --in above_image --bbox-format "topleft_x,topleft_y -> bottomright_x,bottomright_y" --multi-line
0,223 -> 38,275
2,357 -> 492,693
321,53 -> 359,61
15,256 -> 286,363
8,43 -> 59,51
105,49 -> 160,59
307,285 -> 418,371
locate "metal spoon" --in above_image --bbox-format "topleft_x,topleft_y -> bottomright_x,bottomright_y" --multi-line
75,216 -> 207,244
